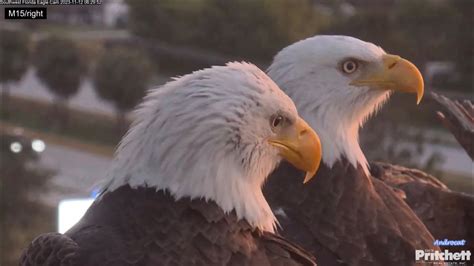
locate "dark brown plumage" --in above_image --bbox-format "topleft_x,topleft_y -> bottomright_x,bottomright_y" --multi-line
370,162 -> 474,254
398,181 -> 474,253
264,159 -> 439,266
369,162 -> 448,191
20,185 -> 316,266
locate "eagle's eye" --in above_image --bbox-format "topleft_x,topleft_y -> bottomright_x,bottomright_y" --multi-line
271,115 -> 284,129
342,60 -> 358,74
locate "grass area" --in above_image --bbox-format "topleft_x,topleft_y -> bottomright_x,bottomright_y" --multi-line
1,95 -> 122,149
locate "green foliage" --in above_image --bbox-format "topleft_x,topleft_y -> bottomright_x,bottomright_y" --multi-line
34,36 -> 86,100
394,0 -> 458,64
127,0 -> 327,60
126,0 -> 471,91
0,29 -> 30,84
93,47 -> 154,113
0,133 -> 55,265
449,0 -> 473,90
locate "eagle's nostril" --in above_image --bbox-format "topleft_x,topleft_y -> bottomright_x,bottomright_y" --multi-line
388,62 -> 397,69
299,129 -> 308,137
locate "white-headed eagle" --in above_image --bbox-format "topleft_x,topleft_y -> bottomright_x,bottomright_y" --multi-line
264,36 -> 446,265
20,62 -> 322,266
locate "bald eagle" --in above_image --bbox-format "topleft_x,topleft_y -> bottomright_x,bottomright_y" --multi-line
264,36 -> 442,265
20,63 -> 322,266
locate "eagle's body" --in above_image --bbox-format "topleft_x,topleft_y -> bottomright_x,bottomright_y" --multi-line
22,186 -> 315,266
371,162 -> 474,254
266,160 -> 436,266
21,63 -> 321,266
370,162 -> 448,190
264,36 -> 440,265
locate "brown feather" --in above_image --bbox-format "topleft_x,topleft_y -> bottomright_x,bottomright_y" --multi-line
20,185 -> 316,266
370,161 -> 474,254
264,159 -> 439,266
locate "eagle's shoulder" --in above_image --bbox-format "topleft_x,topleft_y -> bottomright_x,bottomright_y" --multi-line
20,232 -> 79,266
55,185 -> 315,265
369,161 -> 447,189
174,190 -> 317,265
265,159 -> 439,265
397,181 -> 474,252
370,161 -> 474,250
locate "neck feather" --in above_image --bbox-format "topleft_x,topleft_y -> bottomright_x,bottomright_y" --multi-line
305,104 -> 371,176
279,81 -> 391,176
102,118 -> 278,233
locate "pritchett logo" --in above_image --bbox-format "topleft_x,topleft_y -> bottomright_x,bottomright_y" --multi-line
415,249 -> 471,262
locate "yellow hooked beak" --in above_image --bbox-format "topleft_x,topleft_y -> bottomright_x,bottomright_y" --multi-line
350,54 -> 424,104
268,117 -> 322,184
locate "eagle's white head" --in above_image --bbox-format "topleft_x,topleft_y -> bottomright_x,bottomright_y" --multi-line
268,35 -> 423,175
103,62 -> 321,232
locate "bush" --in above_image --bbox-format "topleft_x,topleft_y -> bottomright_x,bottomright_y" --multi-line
34,36 -> 87,127
127,0 -> 327,61
0,29 -> 30,118
0,29 -> 30,85
34,36 -> 86,100
93,47 -> 154,131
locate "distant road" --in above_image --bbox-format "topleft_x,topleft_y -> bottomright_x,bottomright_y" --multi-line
39,141 -> 111,207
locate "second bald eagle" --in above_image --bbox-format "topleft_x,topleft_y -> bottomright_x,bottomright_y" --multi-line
264,36 -> 440,266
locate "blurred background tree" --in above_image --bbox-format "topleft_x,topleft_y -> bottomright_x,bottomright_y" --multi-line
449,0 -> 473,91
127,0 -> 328,62
126,0 -> 472,93
34,36 -> 86,127
326,0 -> 472,93
0,29 -> 30,118
0,133 -> 55,265
93,47 -> 154,133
